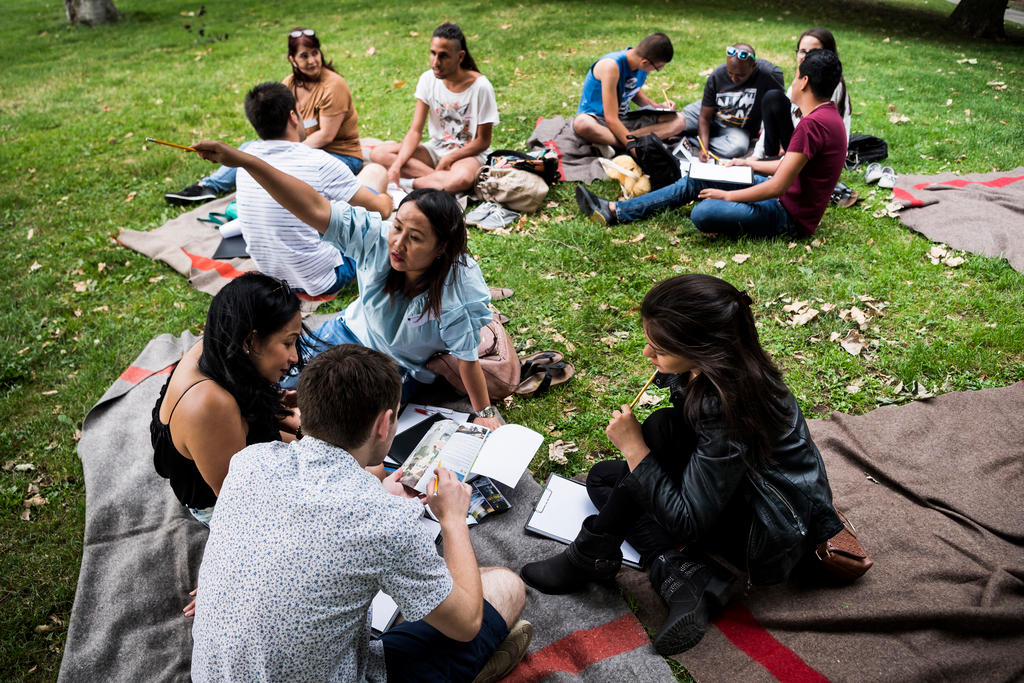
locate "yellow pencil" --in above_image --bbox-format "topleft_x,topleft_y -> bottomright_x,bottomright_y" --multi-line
628,371 -> 659,411
434,461 -> 442,495
146,137 -> 196,152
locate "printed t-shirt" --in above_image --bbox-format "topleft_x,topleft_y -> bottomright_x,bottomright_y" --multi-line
577,48 -> 648,118
321,202 -> 492,382
701,59 -> 785,134
414,70 -> 499,155
237,140 -> 360,295
284,69 -> 362,159
191,437 -> 452,682
780,102 -> 848,235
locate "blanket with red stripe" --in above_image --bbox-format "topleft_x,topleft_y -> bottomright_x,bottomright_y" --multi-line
59,333 -> 676,682
116,196 -> 337,307
890,166 -> 1024,275
621,382 -> 1024,682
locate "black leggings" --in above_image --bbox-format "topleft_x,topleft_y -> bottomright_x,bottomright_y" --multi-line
760,89 -> 795,158
586,406 -> 747,568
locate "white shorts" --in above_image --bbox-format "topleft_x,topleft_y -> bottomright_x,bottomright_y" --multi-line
422,139 -> 489,167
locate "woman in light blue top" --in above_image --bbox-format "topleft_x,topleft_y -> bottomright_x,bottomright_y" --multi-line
191,139 -> 501,430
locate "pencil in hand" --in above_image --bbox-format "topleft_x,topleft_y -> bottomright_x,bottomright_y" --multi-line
146,137 -> 196,152
628,371 -> 659,411
434,461 -> 442,495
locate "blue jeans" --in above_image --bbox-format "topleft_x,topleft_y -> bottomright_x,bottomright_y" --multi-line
681,101 -> 750,159
200,141 -> 363,191
615,173 -> 796,239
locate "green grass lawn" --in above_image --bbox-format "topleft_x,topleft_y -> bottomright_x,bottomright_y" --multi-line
1,0 -> 1023,678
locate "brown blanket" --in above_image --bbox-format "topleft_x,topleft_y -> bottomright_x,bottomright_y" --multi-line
117,197 -> 337,309
621,382 -> 1024,682
891,167 -> 1024,275
527,116 -> 608,183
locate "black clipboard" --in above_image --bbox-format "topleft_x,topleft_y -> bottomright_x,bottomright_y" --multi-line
212,234 -> 249,260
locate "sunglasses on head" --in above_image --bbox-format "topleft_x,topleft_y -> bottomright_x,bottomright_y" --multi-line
289,29 -> 315,38
726,46 -> 754,60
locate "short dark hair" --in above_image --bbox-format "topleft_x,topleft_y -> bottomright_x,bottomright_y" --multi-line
636,32 -> 673,64
297,344 -> 402,450
798,49 -> 842,100
244,82 -> 297,140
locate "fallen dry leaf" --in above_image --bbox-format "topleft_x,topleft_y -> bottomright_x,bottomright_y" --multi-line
791,308 -> 819,326
548,439 -> 578,464
392,79 -> 406,89
365,46 -> 376,56
14,463 -> 36,472
73,281 -> 88,292
636,392 -> 665,408
628,233 -> 645,243
839,329 -> 866,356
731,253 -> 750,264
943,255 -> 965,267
713,261 -> 726,269
20,508 -> 31,521
783,300 -> 809,313
27,229 -> 34,240
124,191 -> 136,202
42,390 -> 58,396
30,261 -> 42,272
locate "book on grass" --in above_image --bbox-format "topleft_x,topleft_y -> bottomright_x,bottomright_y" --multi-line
687,161 -> 754,186
399,418 -> 542,495
525,473 -> 642,568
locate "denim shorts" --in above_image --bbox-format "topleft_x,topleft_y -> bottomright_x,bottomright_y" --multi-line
380,599 -> 509,681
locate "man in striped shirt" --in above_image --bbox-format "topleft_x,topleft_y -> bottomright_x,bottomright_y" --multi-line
236,82 -> 392,296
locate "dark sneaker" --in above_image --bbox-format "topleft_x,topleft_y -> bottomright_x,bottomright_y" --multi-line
472,619 -> 533,683
165,183 -> 217,205
575,184 -> 616,225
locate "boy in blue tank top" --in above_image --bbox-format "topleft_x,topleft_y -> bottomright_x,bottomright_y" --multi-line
574,33 -> 684,150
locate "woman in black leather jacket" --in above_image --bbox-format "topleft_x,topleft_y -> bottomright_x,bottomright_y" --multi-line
521,274 -> 844,655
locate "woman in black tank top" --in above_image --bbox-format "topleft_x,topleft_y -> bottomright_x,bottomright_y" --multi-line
151,273 -> 312,517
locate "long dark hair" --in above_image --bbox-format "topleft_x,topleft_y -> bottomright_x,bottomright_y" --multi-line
797,27 -> 849,119
287,27 -> 337,86
384,188 -> 469,321
432,22 -> 479,72
641,274 -> 789,469
199,273 -> 307,425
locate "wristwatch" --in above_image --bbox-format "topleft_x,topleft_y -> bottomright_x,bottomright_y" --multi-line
473,405 -> 499,419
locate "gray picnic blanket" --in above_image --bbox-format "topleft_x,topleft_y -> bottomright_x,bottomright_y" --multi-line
621,381 -> 1024,682
59,332 -> 674,682
527,116 -> 608,184
891,166 -> 1024,274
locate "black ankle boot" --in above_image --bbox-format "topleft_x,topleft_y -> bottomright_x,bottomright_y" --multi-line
521,515 -> 622,594
648,550 -> 733,655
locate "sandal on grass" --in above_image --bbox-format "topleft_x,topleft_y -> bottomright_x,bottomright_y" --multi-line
515,361 -> 576,397
519,350 -> 565,381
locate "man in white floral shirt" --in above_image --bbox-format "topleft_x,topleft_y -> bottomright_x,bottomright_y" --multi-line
191,344 -> 529,682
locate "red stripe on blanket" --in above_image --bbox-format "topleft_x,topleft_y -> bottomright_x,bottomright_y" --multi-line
714,603 -> 828,683
542,139 -> 566,182
892,187 -> 924,207
914,174 -> 1024,190
119,363 -> 174,385
182,250 -> 247,280
503,613 -> 650,682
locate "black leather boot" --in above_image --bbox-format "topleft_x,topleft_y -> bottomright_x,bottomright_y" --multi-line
521,515 -> 623,594
648,550 -> 733,655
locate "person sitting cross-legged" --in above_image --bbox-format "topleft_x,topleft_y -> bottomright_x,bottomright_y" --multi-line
190,344 -> 533,683
370,22 -> 499,194
572,32 -> 684,151
576,49 -> 847,240
678,42 -> 785,161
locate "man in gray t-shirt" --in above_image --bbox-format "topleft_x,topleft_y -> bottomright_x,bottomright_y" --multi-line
679,43 -> 785,160
191,345 -> 530,682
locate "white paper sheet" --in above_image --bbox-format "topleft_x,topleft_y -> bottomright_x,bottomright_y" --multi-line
470,424 -> 543,488
525,474 -> 641,567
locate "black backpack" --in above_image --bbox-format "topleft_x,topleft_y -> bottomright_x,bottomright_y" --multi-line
626,134 -> 681,190
845,134 -> 888,170
486,149 -> 561,185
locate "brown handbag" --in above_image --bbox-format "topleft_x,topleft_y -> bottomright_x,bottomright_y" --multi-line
816,508 -> 874,582
426,319 -> 521,401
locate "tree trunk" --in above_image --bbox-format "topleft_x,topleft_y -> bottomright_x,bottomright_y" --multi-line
948,0 -> 1008,39
65,0 -> 120,27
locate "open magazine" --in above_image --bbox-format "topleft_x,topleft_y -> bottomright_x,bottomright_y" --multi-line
399,418 -> 542,495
